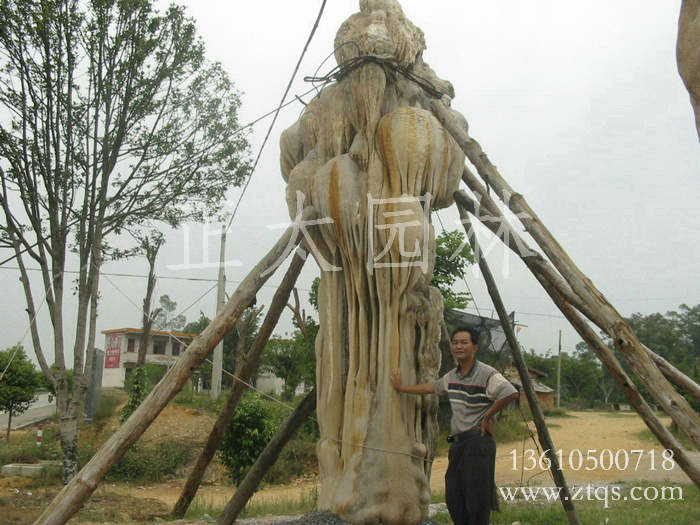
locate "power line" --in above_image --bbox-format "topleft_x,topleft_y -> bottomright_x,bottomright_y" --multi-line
0,265 -> 312,292
226,0 -> 328,232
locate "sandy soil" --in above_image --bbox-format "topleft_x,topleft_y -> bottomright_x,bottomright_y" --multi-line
102,410 -> 698,510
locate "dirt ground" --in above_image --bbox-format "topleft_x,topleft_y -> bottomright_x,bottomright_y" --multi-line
2,408 -> 697,524
89,410 -> 700,509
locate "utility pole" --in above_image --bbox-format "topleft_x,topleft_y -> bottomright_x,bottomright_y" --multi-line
211,228 -> 227,399
556,330 -> 562,409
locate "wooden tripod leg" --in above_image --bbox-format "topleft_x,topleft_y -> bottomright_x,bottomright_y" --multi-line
35,207 -> 317,525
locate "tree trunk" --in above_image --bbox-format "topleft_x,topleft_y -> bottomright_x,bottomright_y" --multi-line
171,250 -> 307,518
59,416 -> 80,485
216,387 -> 317,525
34,207 -> 316,525
6,410 -> 12,442
433,99 -> 700,450
138,236 -> 163,365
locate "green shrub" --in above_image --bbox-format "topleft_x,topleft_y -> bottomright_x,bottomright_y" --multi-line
0,423 -> 62,465
106,438 -> 195,482
542,407 -> 570,418
296,413 -> 320,442
173,386 -> 223,413
263,437 -> 317,484
218,392 -> 275,485
120,364 -> 165,423
494,409 -> 528,444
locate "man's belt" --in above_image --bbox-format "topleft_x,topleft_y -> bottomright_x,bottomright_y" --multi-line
446,428 -> 482,443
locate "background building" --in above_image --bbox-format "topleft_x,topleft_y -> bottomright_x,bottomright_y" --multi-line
101,328 -> 196,388
502,361 -> 555,410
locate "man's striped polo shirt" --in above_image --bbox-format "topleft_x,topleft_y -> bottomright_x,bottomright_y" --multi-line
433,360 -> 517,434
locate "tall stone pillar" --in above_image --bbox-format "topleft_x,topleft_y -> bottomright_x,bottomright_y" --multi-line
280,2 -> 468,522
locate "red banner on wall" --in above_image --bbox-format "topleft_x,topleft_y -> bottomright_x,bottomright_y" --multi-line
105,334 -> 122,369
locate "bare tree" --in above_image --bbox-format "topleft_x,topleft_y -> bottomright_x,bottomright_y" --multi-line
134,231 -> 165,367
0,0 -> 249,482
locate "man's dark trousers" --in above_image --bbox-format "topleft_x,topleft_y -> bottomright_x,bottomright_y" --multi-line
445,432 -> 496,525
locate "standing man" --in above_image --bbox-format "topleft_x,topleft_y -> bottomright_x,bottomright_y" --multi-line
391,326 -> 518,525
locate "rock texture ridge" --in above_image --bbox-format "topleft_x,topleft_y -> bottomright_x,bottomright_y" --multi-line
280,1 -> 467,523
678,0 -> 700,141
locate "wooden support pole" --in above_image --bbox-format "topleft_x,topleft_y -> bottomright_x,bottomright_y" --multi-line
459,211 -> 581,525
34,207 -> 318,525
644,346 -> 700,405
454,176 -> 596,324
457,183 -> 696,403
544,285 -> 700,488
454,198 -> 700,488
216,387 -> 318,525
172,249 -> 308,518
433,99 -> 700,449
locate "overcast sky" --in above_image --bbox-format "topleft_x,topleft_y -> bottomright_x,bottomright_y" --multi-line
2,0 -> 699,365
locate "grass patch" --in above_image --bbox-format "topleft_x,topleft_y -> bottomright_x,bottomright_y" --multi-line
238,486 -> 319,519
92,389 -> 124,424
172,387 -> 224,414
0,425 -> 62,465
102,437 -> 197,482
184,495 -> 224,521
431,510 -> 452,524
494,410 -> 529,444
492,483 -> 699,525
600,410 -> 641,418
430,489 -> 446,504
263,437 -> 317,485
542,407 -> 572,418
635,424 -> 698,452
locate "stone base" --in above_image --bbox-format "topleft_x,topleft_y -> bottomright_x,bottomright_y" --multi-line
1,461 -> 61,477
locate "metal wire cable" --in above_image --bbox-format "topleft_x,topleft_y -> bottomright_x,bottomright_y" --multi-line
226,0 -> 328,233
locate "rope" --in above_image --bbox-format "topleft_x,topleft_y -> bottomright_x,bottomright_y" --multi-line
304,53 -> 446,100
207,356 -> 434,465
105,266 -> 434,465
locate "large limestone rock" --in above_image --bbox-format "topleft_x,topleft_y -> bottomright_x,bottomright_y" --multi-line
678,0 -> 700,141
280,1 -> 467,523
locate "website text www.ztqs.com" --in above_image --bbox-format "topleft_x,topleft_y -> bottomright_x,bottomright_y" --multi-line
499,484 -> 683,508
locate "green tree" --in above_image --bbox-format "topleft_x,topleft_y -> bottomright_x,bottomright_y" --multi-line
183,307 -> 261,390
668,304 -> 700,378
0,0 -> 249,482
154,294 -> 187,332
0,345 -> 41,441
218,392 -> 275,485
432,230 -> 474,309
308,277 -> 320,311
260,315 -> 318,400
525,346 -> 612,408
559,350 -> 603,407
624,304 -> 700,408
